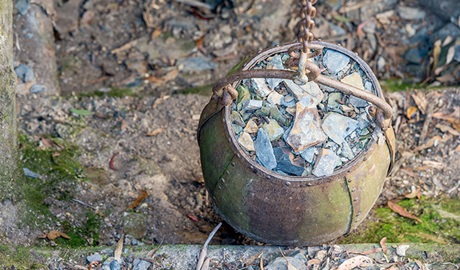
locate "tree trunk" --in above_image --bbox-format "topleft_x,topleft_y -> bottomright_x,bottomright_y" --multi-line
0,0 -> 19,199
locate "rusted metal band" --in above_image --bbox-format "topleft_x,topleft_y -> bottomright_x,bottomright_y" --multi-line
212,66 -> 392,129
315,75 -> 393,128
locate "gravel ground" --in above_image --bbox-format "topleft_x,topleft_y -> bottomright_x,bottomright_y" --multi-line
5,0 -> 460,268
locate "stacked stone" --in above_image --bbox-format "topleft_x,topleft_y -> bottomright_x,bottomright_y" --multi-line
232,49 -> 378,177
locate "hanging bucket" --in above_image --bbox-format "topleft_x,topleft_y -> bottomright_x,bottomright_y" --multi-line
197,41 -> 396,246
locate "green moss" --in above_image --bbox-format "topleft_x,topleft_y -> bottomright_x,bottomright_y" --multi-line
16,133 -> 103,248
58,211 -> 102,247
77,87 -> 136,98
177,84 -> 213,95
0,245 -> 47,269
227,55 -> 252,76
381,79 -> 424,92
341,197 -> 460,244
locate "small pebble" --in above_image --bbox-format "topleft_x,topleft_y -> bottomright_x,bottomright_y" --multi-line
87,253 -> 103,263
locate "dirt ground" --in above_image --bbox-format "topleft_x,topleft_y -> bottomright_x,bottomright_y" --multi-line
10,0 -> 460,250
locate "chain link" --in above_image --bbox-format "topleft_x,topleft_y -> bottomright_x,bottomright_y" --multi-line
298,0 -> 317,54
295,0 -> 317,84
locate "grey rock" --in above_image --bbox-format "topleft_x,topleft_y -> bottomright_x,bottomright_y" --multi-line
286,105 -> 327,153
267,54 -> 285,69
298,95 -> 317,109
349,96 -> 368,108
255,129 -> 277,170
87,253 -> 103,263
109,260 -> 121,270
300,147 -> 316,163
358,0 -> 398,20
238,132 -> 255,152
397,5 -> 426,20
14,64 -> 35,83
357,113 -> 371,129
434,23 -> 460,41
341,142 -> 355,160
274,148 -> 304,176
267,91 -> 283,105
23,168 -> 40,178
236,85 -> 251,108
404,47 -> 424,64
122,212 -> 147,239
233,124 -> 243,135
313,149 -> 341,177
133,259 -> 152,270
323,50 -> 350,75
30,84 -> 46,93
327,92 -> 342,109
266,55 -> 285,89
265,256 -> 307,270
231,111 -> 245,127
262,120 -> 284,141
281,95 -> 296,107
178,57 -> 216,73
242,100 -> 263,111
419,0 -> 460,22
322,112 -> 359,144
15,0 -> 30,15
454,45 -> 460,62
251,78 -> 273,97
284,80 -> 324,105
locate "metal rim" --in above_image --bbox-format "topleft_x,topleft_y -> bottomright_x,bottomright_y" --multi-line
224,41 -> 385,187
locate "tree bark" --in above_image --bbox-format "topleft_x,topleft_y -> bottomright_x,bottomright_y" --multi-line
0,0 -> 19,198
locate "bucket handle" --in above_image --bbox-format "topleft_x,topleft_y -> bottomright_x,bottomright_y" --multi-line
212,67 -> 392,131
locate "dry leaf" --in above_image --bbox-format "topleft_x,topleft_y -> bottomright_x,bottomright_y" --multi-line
387,201 -> 422,223
337,255 -> 373,270
413,135 -> 453,152
146,128 -> 165,137
307,258 -> 322,266
40,138 -> 55,148
445,45 -> 456,66
195,35 -> 206,52
432,40 -> 441,74
146,68 -> 179,85
380,237 -> 388,254
404,187 -> 422,199
406,106 -> 418,120
410,92 -> 428,114
152,29 -> 162,38
187,213 -> 199,222
114,234 -> 124,261
47,230 -> 70,240
436,123 -> 460,136
127,190 -> 149,209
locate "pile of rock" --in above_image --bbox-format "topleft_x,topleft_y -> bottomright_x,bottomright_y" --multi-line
231,49 -> 380,177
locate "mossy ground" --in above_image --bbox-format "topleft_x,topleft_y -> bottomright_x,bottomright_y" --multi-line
17,133 -> 103,248
341,197 -> 460,244
0,245 -> 47,269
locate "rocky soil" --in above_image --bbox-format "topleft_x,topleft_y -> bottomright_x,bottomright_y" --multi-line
3,0 -> 460,268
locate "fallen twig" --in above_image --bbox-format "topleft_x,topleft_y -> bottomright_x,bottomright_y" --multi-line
71,199 -> 95,209
196,222 -> 222,270
175,0 -> 212,10
419,102 -> 434,145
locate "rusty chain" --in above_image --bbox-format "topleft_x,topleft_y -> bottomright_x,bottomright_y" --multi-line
295,0 -> 317,83
209,1 -> 393,130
